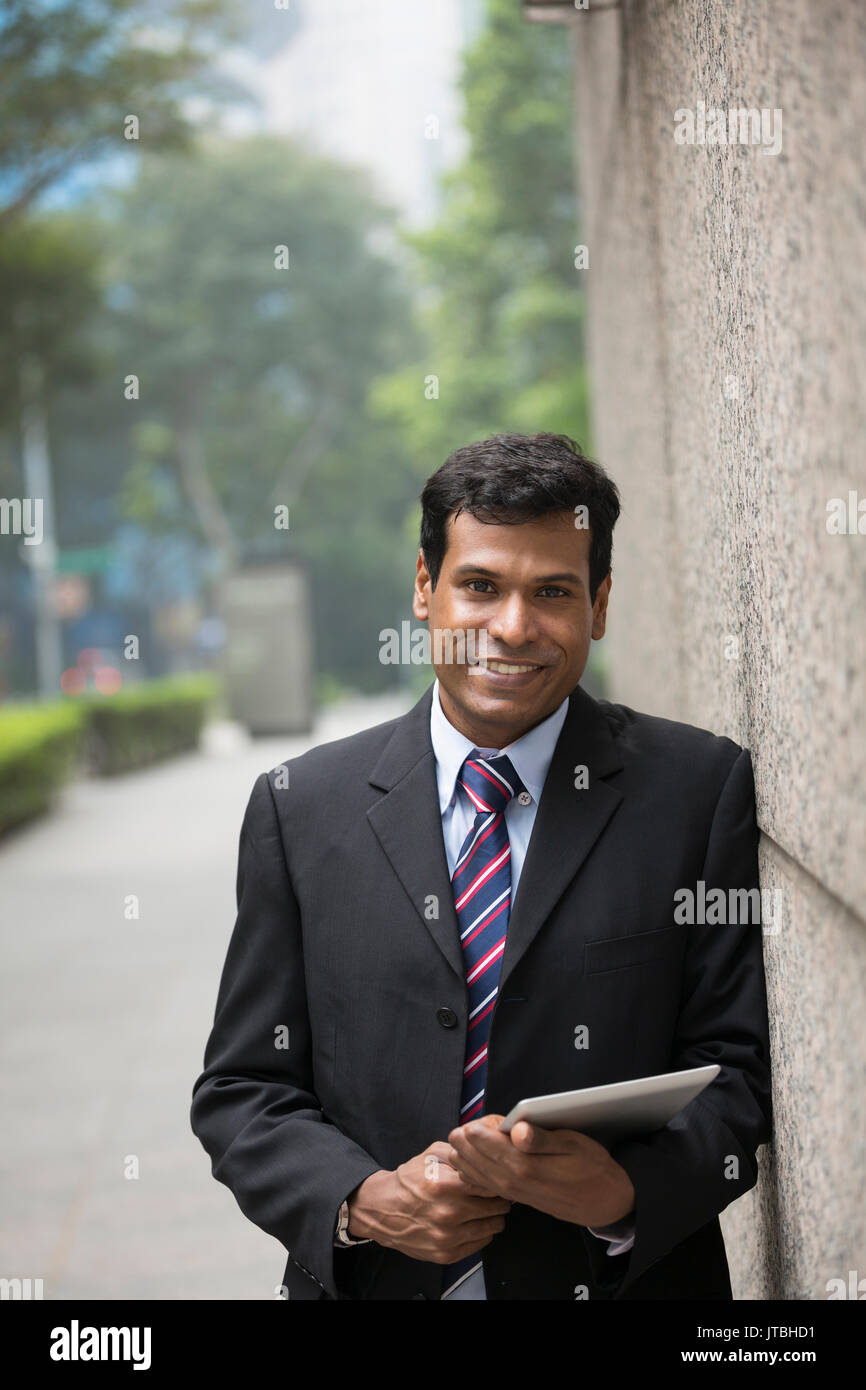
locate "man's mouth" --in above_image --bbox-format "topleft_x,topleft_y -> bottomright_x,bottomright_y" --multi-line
471,658 -> 544,674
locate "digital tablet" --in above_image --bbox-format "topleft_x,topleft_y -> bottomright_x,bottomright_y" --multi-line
498,1064 -> 720,1143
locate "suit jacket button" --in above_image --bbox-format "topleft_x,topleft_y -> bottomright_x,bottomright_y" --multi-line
436,1007 -> 458,1028
411,1293 -> 427,1300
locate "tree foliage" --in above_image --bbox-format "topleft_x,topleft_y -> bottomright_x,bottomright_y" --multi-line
373,0 -> 590,475
104,137 -> 418,573
0,0 -> 245,225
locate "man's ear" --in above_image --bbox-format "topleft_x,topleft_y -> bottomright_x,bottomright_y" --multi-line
591,573 -> 611,640
413,548 -> 431,621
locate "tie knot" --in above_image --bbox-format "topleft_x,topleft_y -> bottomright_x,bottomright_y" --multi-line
458,751 -> 528,816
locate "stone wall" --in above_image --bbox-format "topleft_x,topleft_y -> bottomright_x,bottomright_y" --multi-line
566,0 -> 866,1298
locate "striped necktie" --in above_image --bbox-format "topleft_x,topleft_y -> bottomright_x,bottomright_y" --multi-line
442,748 -> 528,1298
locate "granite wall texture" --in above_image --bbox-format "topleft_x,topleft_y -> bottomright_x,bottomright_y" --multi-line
565,0 -> 866,1298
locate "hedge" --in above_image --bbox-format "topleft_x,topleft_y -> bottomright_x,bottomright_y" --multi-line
0,703 -> 85,835
82,673 -> 218,776
0,673 -> 219,833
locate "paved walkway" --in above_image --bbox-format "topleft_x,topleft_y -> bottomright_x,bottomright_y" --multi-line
0,691 -> 411,1300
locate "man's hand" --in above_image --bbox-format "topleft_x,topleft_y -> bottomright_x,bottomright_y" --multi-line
447,1114 -> 636,1228
346,1141 -> 512,1264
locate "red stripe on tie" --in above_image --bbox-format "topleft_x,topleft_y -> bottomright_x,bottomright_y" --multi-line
460,897 -> 509,950
471,760 -> 515,797
454,846 -> 510,913
464,1045 -> 487,1076
451,814 -> 501,884
459,778 -> 494,814
466,936 -> 506,985
468,998 -> 497,1031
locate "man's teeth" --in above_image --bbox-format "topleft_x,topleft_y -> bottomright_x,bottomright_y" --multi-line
482,661 -> 540,673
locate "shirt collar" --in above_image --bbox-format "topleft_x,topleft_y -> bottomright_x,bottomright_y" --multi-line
430,677 -> 569,814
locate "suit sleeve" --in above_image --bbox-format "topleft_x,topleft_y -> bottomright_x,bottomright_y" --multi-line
190,772 -> 384,1299
580,746 -> 773,1296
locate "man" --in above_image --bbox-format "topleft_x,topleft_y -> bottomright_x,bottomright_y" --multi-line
190,432 -> 772,1300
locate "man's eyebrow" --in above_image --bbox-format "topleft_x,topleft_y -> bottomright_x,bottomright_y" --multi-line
451,564 -> 584,586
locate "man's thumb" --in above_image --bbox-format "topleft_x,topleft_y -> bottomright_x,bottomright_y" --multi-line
510,1120 -> 542,1149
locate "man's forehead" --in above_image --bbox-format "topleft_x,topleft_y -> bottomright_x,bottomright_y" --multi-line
448,506 -> 578,533
444,507 -> 591,563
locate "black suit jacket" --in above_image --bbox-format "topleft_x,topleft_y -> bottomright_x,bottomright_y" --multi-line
190,681 -> 772,1300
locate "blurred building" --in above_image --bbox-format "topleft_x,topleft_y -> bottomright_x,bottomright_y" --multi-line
222,559 -> 314,736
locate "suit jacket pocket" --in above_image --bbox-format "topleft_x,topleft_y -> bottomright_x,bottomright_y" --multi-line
584,925 -> 682,975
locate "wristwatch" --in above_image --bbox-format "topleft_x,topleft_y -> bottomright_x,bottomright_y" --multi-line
334,1198 -> 372,1247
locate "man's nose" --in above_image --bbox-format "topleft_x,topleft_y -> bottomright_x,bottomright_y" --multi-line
486,595 -> 538,649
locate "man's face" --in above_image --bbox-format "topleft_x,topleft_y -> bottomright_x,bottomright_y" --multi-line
412,508 -> 611,748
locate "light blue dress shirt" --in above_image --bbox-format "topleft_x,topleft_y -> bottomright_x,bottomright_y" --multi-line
430,679 -> 635,1300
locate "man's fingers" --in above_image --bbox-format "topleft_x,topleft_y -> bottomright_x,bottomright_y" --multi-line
449,1149 -> 506,1196
425,1141 -> 456,1163
423,1141 -> 509,1203
449,1146 -> 495,1180
453,1171 -> 502,1198
448,1140 -> 497,1177
505,1121 -> 579,1154
450,1212 -> 509,1245
452,1172 -> 512,1206
445,1168 -> 505,1202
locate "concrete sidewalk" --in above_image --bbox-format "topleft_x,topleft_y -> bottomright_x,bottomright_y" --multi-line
0,691 -> 411,1300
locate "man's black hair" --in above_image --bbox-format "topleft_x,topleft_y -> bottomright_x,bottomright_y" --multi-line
419,432 -> 621,603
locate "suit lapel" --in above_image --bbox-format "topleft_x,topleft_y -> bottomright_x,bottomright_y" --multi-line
366,685 -> 466,979
365,682 -> 625,987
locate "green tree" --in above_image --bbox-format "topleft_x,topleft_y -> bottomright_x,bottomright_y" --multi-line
0,0 -> 245,226
373,0 -> 589,472
59,135 -> 419,690
105,136 -> 417,572
0,214 -> 103,437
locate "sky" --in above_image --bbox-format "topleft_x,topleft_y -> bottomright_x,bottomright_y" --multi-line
34,0 -> 483,229
224,0 -> 483,227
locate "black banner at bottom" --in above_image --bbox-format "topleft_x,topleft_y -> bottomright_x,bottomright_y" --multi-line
2,1296 -> 860,1376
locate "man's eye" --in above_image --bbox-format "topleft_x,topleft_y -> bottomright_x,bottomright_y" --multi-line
466,579 -> 493,592
539,587 -> 568,598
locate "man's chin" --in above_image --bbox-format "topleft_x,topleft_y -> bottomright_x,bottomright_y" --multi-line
442,672 -> 562,727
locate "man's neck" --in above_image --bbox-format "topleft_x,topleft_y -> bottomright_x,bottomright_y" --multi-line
437,685 -> 554,751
